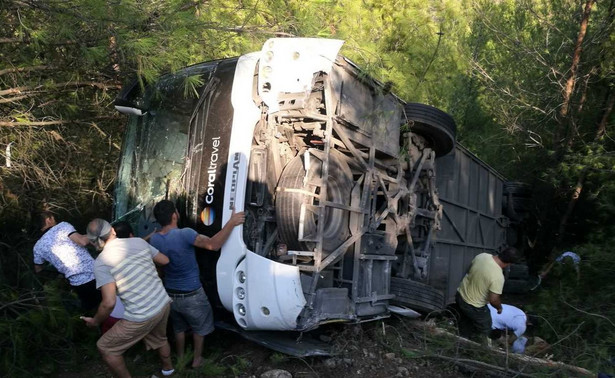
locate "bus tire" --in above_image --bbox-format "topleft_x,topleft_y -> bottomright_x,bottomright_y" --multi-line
390,277 -> 445,313
276,150 -> 353,252
403,103 -> 456,157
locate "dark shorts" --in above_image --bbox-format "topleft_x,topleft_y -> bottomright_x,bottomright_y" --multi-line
168,287 -> 215,336
73,279 -> 102,311
97,303 -> 170,355
455,291 -> 492,337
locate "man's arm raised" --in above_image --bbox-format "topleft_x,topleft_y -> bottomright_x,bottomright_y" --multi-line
193,208 -> 245,251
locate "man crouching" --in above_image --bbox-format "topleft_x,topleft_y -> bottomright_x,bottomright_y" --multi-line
81,218 -> 175,378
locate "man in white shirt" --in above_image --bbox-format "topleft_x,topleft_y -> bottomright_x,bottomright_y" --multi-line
532,250 -> 581,290
33,211 -> 99,310
488,303 -> 528,353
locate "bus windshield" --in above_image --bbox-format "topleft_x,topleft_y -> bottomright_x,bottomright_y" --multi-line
114,62 -> 219,233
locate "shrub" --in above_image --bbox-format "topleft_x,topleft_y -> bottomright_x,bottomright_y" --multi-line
527,236 -> 615,372
0,282 -> 98,377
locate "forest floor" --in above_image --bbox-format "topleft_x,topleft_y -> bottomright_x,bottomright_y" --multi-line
58,317 -> 467,378
55,307 -> 592,378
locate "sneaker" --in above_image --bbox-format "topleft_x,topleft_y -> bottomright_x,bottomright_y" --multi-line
151,368 -> 175,377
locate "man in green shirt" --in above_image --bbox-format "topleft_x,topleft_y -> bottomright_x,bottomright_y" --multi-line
456,247 -> 520,343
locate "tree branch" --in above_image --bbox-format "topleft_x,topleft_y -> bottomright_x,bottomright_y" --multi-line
0,37 -> 25,44
0,120 -> 68,127
0,116 -> 121,127
562,299 -> 615,329
0,65 -> 50,76
403,319 -> 594,377
0,95 -> 31,104
413,352 -> 533,378
0,81 -> 122,96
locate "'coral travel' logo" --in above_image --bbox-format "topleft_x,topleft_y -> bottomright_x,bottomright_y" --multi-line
200,207 -> 215,226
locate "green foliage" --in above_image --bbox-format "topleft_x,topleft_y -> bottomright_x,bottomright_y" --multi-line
197,357 -> 228,377
454,0 -> 615,258
0,0 -> 474,232
1,0 -> 614,375
528,236 -> 615,372
0,282 -> 98,377
174,347 -> 195,374
331,0 -> 472,108
269,352 -> 290,364
225,354 -> 252,376
183,75 -> 205,99
0,0 -> 288,231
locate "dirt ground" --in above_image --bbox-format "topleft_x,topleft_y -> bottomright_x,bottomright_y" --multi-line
58,316 -> 476,378
57,300 -> 589,378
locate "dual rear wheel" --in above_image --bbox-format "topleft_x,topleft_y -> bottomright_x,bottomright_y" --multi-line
274,104 -> 457,314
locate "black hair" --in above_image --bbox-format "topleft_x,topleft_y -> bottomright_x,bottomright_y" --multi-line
36,211 -> 55,231
113,221 -> 134,238
153,200 -> 176,227
499,247 -> 521,264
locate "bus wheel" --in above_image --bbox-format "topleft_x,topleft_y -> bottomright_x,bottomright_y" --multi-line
276,150 -> 352,253
390,277 -> 445,313
404,103 -> 456,157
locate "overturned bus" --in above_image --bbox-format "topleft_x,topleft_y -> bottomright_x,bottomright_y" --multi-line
113,38 -> 517,333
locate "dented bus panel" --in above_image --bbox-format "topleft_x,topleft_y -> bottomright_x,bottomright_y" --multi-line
430,144 -> 509,305
113,38 -> 515,333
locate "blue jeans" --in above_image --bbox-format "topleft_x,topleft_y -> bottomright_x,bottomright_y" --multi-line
168,287 -> 214,336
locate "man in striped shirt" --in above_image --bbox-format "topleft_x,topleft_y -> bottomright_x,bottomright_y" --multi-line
81,219 -> 175,378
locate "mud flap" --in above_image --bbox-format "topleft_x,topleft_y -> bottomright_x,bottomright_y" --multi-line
215,321 -> 335,357
387,305 -> 422,318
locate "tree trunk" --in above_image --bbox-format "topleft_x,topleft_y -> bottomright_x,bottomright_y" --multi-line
565,70 -> 593,150
596,88 -> 615,139
556,170 -> 586,245
405,320 -> 594,377
554,0 -> 595,150
556,86 -> 615,245
552,0 -> 596,246
108,35 -> 121,74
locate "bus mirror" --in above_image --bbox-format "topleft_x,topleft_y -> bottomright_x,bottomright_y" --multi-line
115,78 -> 146,116
115,105 -> 146,116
